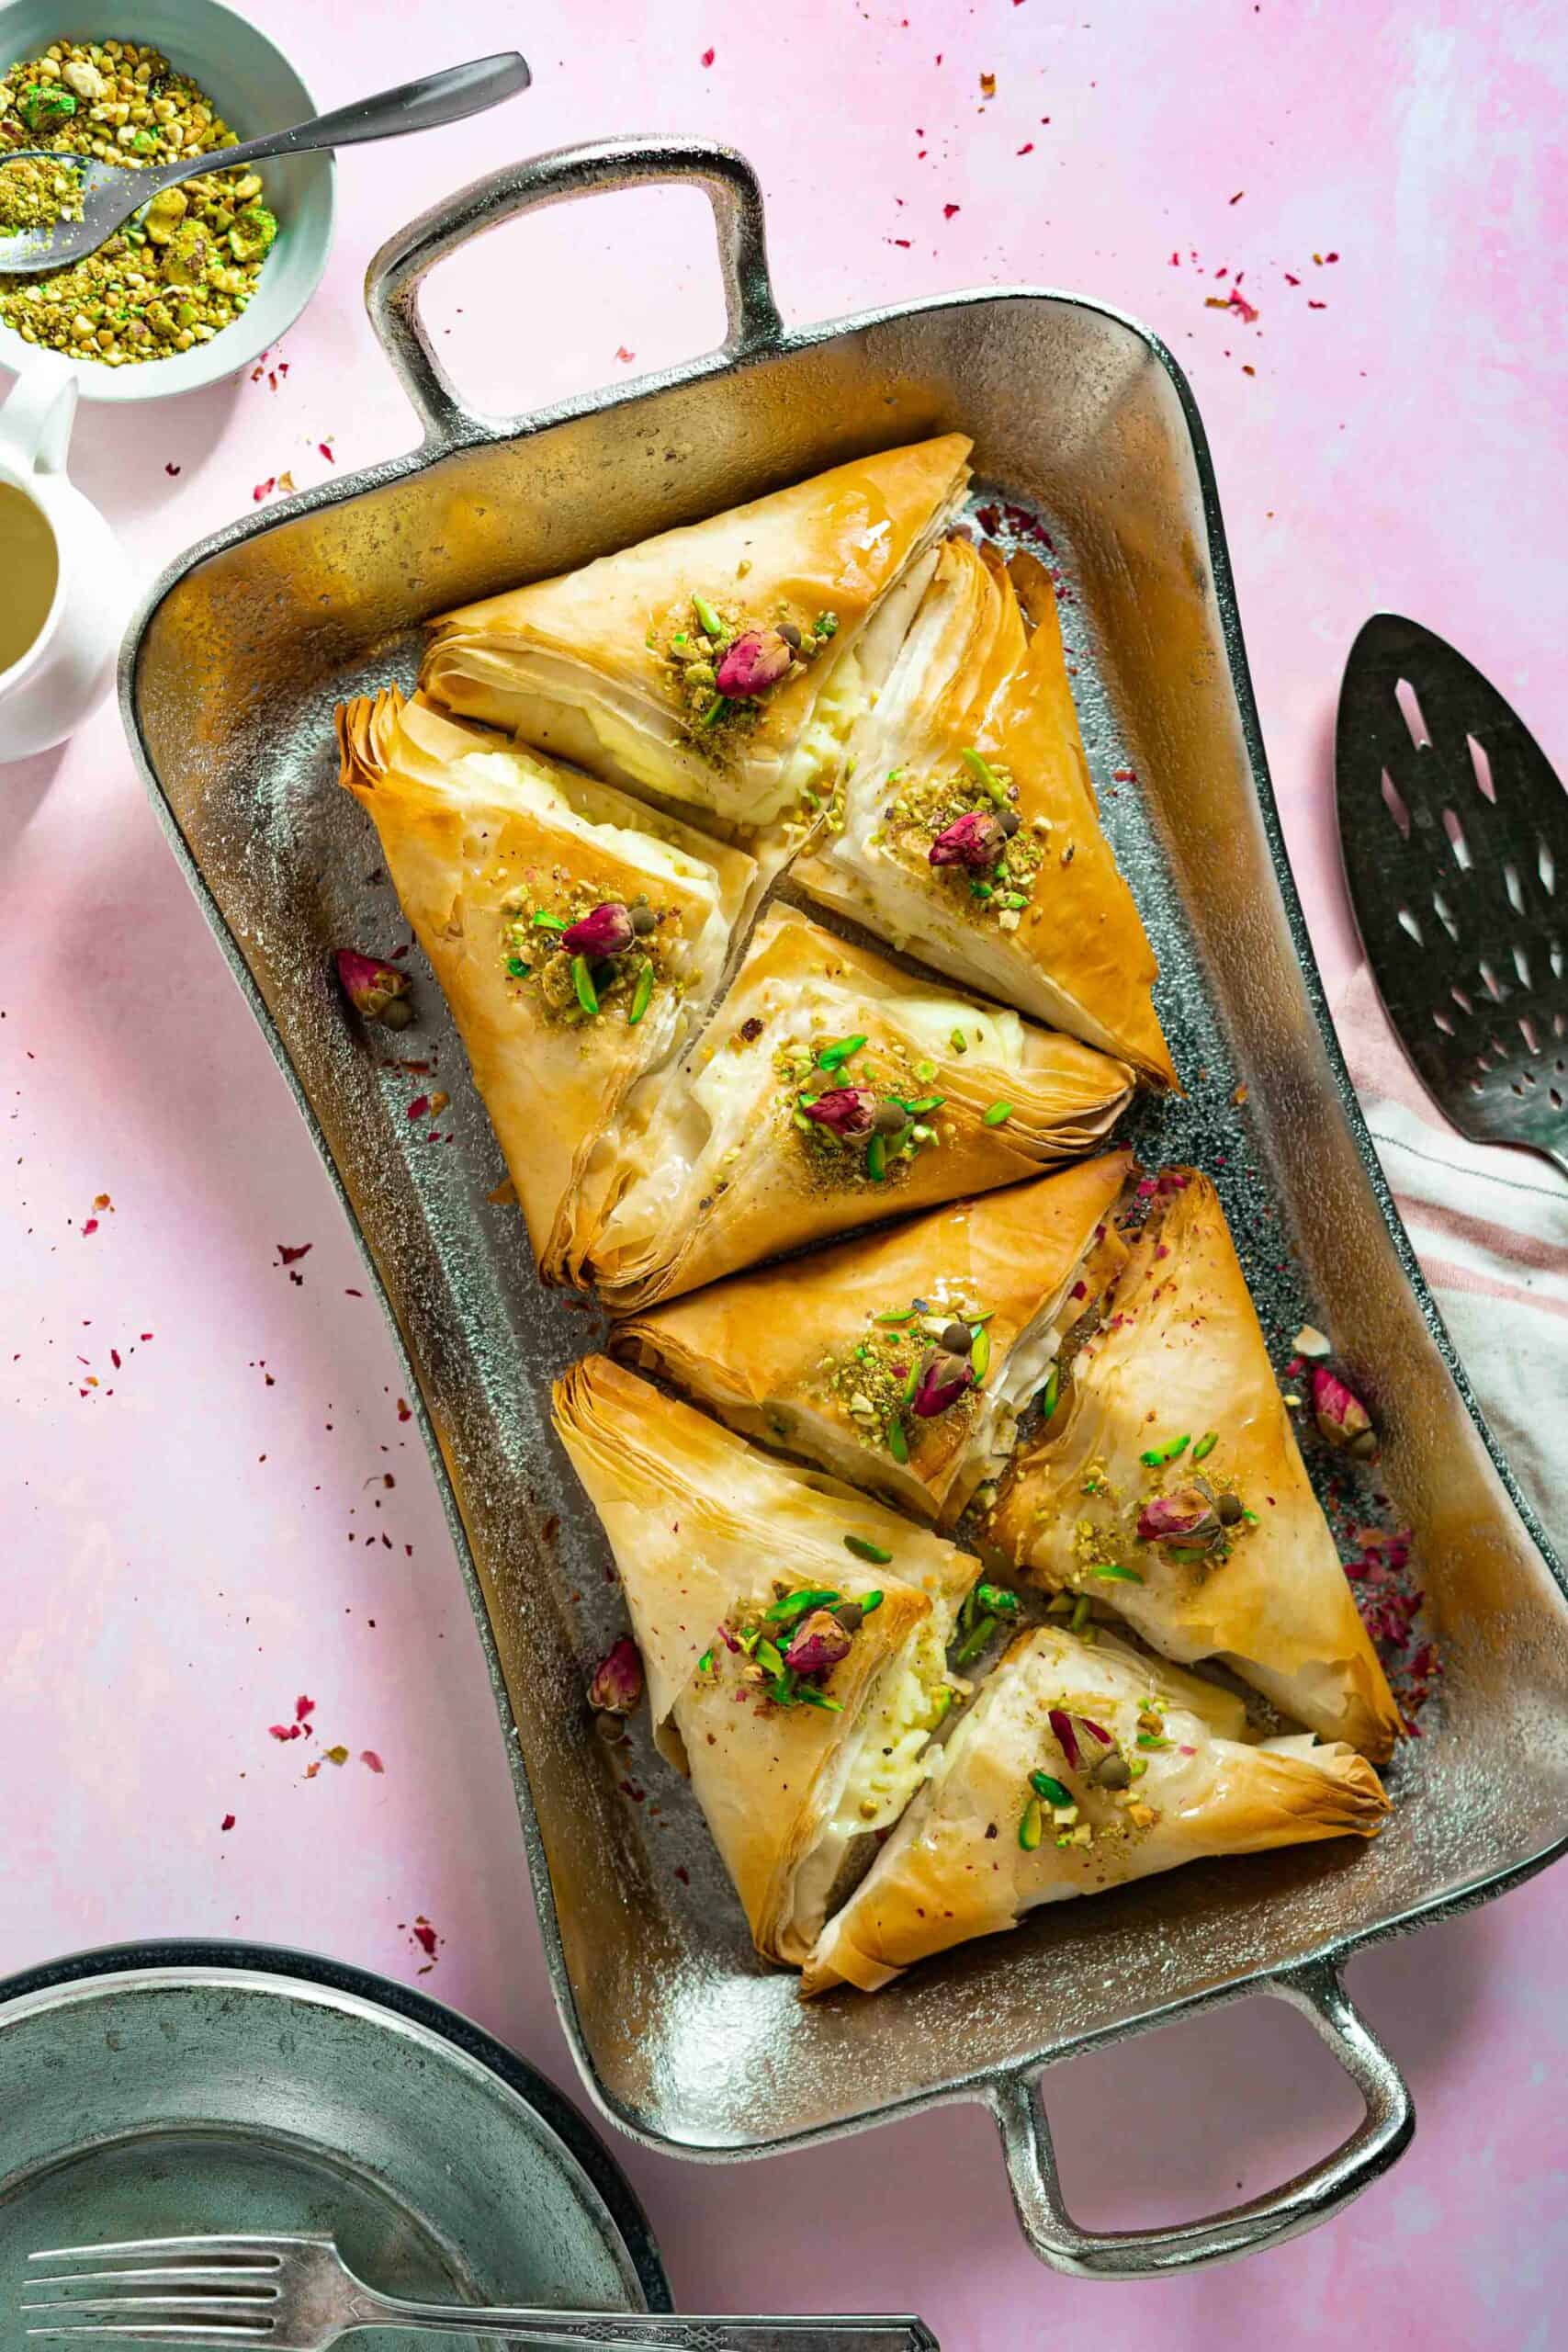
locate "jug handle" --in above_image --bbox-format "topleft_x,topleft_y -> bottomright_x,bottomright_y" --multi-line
0,357 -> 78,478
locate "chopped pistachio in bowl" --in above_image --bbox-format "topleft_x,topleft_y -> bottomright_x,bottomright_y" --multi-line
0,0 -> 333,402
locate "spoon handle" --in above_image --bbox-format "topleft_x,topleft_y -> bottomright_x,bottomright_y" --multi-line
183,51 -> 531,181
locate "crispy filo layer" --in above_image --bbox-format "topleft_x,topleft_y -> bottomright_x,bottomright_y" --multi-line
553,1354 -> 978,1965
422,435 -> 974,838
803,1622 -> 1388,1996
988,1171 -> 1402,1761
795,538 -> 1175,1087
581,905 -> 1135,1309
337,688 -> 755,1281
615,1152 -> 1134,1526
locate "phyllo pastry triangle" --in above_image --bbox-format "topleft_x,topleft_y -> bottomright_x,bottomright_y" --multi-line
422,435 -> 974,837
615,1151 -> 1134,1527
582,905 -> 1135,1309
553,1353 -> 980,1965
337,687 -> 755,1283
988,1171 -> 1402,1761
795,537 -> 1175,1088
802,1622 -> 1388,1996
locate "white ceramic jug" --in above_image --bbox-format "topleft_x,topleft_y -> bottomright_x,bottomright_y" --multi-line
0,358 -> 133,762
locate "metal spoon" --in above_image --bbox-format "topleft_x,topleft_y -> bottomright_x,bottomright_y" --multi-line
0,51 -> 531,275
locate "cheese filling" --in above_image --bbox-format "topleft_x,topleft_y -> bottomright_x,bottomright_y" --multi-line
790,1604 -> 960,1940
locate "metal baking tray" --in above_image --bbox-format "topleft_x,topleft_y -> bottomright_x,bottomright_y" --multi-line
120,138 -> 1568,2279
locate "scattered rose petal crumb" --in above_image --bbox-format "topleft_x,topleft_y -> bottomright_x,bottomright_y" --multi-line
979,71 -> 996,96
700,46 -> 714,66
253,477 -> 276,503
220,1813 -> 235,1831
615,345 -> 635,363
318,441 -> 335,462
361,1749 -> 385,1773
276,1242 -> 312,1266
165,461 -> 181,476
296,1694 -> 315,1723
943,202 -> 961,219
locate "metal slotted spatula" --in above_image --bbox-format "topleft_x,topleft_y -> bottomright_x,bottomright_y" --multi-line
1336,612 -> 1568,1179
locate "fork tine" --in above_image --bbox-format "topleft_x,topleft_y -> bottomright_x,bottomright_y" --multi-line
25,2271 -> 282,2294
23,2297 -> 276,2316
26,2329 -> 271,2345
29,2240 -> 293,2267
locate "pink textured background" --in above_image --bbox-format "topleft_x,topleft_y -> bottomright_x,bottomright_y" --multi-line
4,2 -> 1567,2341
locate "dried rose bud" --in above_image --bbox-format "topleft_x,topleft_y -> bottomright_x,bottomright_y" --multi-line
912,1349 -> 976,1419
562,900 -> 635,957
715,627 -> 795,697
802,1085 -> 877,1139
1313,1368 -> 1379,1461
783,1609 -> 853,1676
336,948 -> 413,1028
929,808 -> 1006,869
1136,1486 -> 1220,1545
588,1635 -> 643,1716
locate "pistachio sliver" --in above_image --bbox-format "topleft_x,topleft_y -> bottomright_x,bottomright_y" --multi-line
1039,1366 -> 1061,1422
860,1589 -> 885,1615
843,1534 -> 892,1565
692,593 -> 725,639
627,962 -> 654,1026
1030,1770 -> 1072,1808
983,1101 -> 1013,1128
531,910 -> 568,931
866,1133 -> 888,1183
817,1033 -> 868,1070
1190,1430 -> 1219,1463
571,955 -> 599,1016
886,1414 -> 909,1465
970,1325 -> 991,1380
1019,1794 -> 1044,1851
1090,1562 -> 1145,1583
764,1587 -> 840,1628
1140,1433 -> 1191,1467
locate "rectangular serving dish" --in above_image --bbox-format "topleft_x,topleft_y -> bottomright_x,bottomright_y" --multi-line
120,139 -> 1568,2278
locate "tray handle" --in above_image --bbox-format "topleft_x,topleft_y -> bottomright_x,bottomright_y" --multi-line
991,1959 -> 1413,2278
364,135 -> 784,449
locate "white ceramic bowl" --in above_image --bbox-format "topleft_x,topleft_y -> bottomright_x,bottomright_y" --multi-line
0,1 -> 334,402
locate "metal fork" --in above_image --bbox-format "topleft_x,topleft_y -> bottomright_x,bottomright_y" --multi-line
22,2234 -> 937,2350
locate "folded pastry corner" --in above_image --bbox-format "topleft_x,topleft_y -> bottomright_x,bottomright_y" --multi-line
582,905 -> 1135,1310
615,1149 -> 1135,1526
987,1170 -> 1403,1762
336,687 -> 756,1283
795,537 -> 1176,1089
553,1353 -> 979,1965
802,1622 -> 1388,1996
421,435 -> 974,840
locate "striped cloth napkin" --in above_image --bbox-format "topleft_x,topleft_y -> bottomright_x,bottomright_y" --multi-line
1332,960 -> 1567,1539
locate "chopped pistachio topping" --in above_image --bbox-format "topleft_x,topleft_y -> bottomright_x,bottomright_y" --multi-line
502,887 -> 676,1029
874,743 -> 1044,927
778,1032 -> 944,1194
